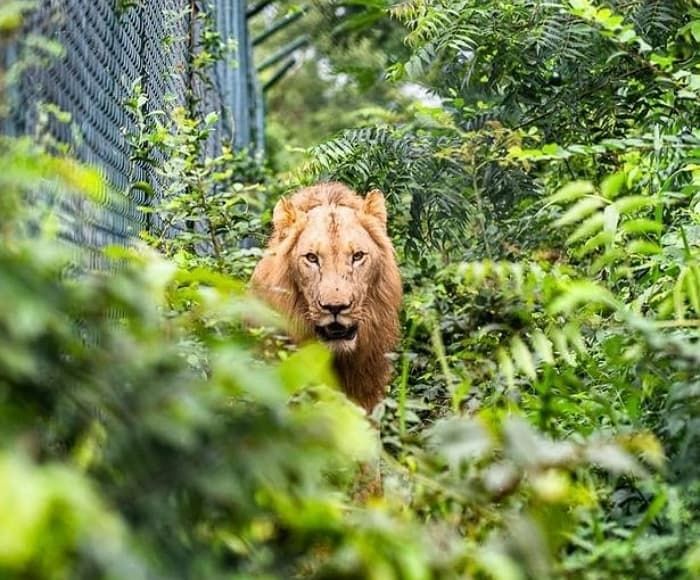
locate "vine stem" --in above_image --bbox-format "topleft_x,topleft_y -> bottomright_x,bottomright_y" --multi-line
195,184 -> 225,270
472,159 -> 493,259
397,320 -> 417,439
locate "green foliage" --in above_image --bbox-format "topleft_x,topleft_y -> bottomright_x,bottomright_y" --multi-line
3,1 -> 700,579
302,115 -> 534,256
2,133 -> 460,577
123,3 -> 272,278
300,1 -> 700,578
125,79 -> 269,278
258,0 -> 411,170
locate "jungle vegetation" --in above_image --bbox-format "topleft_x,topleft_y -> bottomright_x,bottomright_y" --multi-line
1,1 -> 699,578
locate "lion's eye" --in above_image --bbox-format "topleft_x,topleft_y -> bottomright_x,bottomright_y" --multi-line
352,251 -> 366,263
304,253 -> 319,264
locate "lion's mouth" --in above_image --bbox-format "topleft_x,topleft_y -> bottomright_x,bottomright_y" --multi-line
315,322 -> 358,342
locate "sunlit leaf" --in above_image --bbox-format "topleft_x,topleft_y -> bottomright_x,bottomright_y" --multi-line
549,281 -> 618,313
278,342 -> 338,393
613,195 -> 659,215
601,172 -> 626,199
530,330 -> 554,365
548,181 -> 595,205
554,197 -> 605,228
511,336 -> 536,380
567,213 -> 605,244
428,417 -> 494,468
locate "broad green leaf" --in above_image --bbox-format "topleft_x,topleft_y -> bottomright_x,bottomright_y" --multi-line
554,197 -> 605,228
626,240 -> 662,255
567,213 -> 605,244
673,270 -> 688,320
511,335 -> 536,380
601,172 -> 626,199
551,329 -> 576,366
576,231 -> 614,257
613,195 -> 658,215
292,387 -> 377,462
621,218 -> 663,235
531,330 -> 554,364
498,347 -> 516,388
278,343 -> 338,393
211,347 -> 284,403
686,266 -> 700,315
549,281 -> 618,314
548,180 -> 595,205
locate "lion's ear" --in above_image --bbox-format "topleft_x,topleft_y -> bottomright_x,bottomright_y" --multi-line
362,189 -> 387,228
272,197 -> 297,233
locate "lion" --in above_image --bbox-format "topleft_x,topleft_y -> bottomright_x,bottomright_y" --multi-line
250,182 -> 402,412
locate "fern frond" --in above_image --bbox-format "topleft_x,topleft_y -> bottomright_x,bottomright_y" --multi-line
303,125 -> 477,251
620,0 -> 685,46
533,12 -> 596,62
434,260 -> 616,383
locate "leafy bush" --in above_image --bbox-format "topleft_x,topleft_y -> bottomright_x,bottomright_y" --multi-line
303,1 -> 700,577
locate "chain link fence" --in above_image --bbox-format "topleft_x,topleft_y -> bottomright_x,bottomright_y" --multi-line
2,0 -> 260,266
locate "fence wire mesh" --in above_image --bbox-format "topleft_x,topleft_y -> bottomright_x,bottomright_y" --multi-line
2,0 -> 259,265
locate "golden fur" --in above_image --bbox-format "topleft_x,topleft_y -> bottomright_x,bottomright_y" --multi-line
251,182 -> 402,411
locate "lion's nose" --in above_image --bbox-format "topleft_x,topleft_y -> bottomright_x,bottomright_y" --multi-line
320,301 -> 352,316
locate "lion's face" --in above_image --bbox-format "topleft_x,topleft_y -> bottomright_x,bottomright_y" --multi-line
252,183 -> 402,410
292,204 -> 380,353
252,185 -> 397,360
